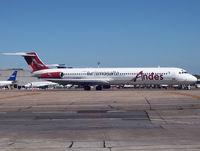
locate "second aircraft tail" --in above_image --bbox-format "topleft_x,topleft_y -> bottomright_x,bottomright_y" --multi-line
7,71 -> 18,81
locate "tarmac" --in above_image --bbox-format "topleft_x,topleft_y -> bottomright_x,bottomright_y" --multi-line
0,89 -> 200,151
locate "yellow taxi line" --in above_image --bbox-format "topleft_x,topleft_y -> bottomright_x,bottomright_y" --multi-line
169,92 -> 200,99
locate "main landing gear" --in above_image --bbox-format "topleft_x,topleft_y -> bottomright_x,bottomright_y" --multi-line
84,86 -> 91,91
83,85 -> 103,91
96,85 -> 102,91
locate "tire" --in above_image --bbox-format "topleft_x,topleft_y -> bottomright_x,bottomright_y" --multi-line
96,85 -> 102,91
84,86 -> 91,91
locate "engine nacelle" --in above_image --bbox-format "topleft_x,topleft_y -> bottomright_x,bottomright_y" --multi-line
40,72 -> 64,79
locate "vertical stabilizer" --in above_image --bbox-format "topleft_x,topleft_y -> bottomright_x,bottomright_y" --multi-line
3,52 -> 50,71
24,52 -> 50,71
7,71 -> 18,81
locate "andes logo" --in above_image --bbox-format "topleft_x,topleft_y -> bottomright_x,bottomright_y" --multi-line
132,71 -> 163,82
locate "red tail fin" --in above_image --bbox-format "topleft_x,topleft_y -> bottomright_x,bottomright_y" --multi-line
24,52 -> 49,71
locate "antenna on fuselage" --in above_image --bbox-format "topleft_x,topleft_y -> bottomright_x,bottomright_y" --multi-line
97,61 -> 101,68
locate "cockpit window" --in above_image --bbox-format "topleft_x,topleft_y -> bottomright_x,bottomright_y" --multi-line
179,71 -> 188,74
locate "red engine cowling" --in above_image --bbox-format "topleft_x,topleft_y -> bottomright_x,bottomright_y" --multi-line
40,72 -> 64,79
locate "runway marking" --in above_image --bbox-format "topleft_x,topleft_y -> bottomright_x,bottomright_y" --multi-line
169,92 -> 200,99
0,93 -> 39,100
88,125 -> 102,128
144,97 -> 152,110
69,141 -> 74,148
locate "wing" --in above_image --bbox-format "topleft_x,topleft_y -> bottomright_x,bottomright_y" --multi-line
43,78 -> 112,85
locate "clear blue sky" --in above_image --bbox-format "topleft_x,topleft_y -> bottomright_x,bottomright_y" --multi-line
0,0 -> 199,74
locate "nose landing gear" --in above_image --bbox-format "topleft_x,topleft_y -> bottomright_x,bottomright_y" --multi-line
178,85 -> 191,90
185,85 -> 191,90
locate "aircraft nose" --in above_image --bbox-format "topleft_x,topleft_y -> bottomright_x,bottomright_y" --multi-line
189,75 -> 197,83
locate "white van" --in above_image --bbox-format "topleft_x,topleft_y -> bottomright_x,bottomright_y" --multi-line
195,79 -> 200,88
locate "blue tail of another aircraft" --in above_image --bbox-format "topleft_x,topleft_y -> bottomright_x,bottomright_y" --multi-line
7,71 -> 18,81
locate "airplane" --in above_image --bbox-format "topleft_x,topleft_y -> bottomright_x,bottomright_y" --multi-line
0,71 -> 18,87
3,52 -> 197,90
24,81 -> 58,89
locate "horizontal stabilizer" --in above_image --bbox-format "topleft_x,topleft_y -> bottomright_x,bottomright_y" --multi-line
2,52 -> 36,57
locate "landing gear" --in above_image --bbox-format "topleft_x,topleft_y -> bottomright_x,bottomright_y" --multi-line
186,85 -> 191,90
103,85 -> 111,89
177,85 -> 191,90
84,86 -> 91,91
96,85 -> 102,91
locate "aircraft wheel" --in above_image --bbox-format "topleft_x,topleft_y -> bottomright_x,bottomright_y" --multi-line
186,85 -> 191,90
84,86 -> 91,91
96,85 -> 102,91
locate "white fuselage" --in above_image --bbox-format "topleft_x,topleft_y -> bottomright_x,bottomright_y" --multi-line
0,81 -> 13,87
32,67 -> 197,86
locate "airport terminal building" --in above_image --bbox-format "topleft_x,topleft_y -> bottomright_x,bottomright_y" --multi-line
0,69 -> 44,86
